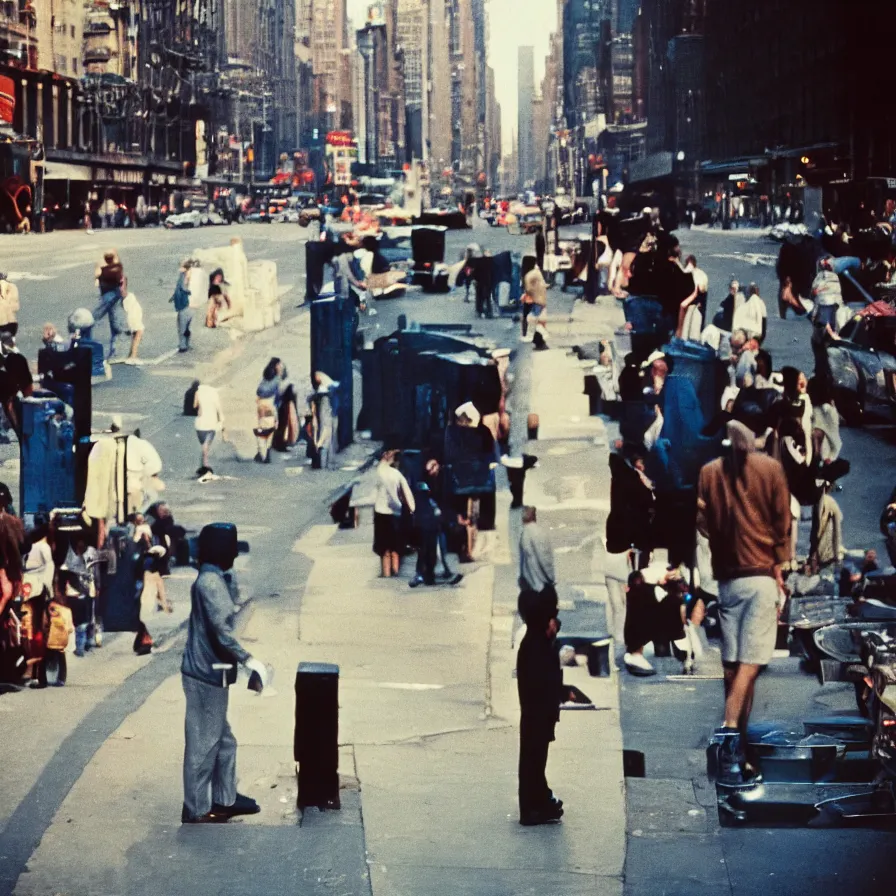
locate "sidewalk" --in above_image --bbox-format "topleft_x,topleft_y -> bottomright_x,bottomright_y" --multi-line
0,302 -> 372,895
3,289 -> 631,896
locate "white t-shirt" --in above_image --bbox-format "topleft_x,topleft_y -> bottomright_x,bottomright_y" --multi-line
23,539 -> 54,596
374,463 -> 415,516
732,294 -> 767,339
686,265 -> 709,294
812,270 -> 842,306
195,384 -> 223,432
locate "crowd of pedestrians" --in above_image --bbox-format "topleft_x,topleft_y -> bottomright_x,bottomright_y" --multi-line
572,205 -> 896,789
0,489 -> 187,689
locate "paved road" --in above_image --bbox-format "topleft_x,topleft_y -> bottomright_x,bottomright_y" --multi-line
2,220 -> 890,895
0,218 -> 538,896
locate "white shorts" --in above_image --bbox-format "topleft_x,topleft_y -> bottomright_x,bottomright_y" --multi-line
123,293 -> 144,332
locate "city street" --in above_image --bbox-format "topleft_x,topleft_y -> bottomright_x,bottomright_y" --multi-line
0,221 -> 894,896
0,1 -> 889,894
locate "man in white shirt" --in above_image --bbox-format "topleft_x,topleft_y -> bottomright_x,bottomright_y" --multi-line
811,258 -> 843,308
193,382 -> 223,476
732,283 -> 767,342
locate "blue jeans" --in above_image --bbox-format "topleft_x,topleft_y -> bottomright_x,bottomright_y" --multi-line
829,256 -> 861,275
93,290 -> 128,353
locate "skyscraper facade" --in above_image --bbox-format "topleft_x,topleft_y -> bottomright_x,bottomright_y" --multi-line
517,45 -> 535,191
428,0 -> 452,169
397,0 -> 429,161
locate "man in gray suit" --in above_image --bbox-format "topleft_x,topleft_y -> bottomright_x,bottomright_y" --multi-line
181,523 -> 267,824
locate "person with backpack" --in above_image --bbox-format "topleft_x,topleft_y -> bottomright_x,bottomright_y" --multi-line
171,260 -> 195,353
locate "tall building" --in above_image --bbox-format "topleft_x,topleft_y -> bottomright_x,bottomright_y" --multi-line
517,45 -> 534,191
610,33 -> 634,122
471,0 -> 487,180
304,0 -> 353,133
563,0 -> 613,129
484,64 -> 501,188
616,0 -> 640,32
82,0 -> 137,78
397,0 -> 429,161
37,0 -> 84,77
428,0 -> 452,170
0,2 -> 38,70
356,0 -> 405,172
702,0 -> 888,194
448,0 -> 476,177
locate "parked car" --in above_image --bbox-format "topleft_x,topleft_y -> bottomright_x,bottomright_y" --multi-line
202,209 -> 228,226
829,300 -> 896,426
165,208 -> 202,229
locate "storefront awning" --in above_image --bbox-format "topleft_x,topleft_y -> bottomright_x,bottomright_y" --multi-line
628,152 -> 673,184
700,157 -> 768,175
44,161 -> 91,181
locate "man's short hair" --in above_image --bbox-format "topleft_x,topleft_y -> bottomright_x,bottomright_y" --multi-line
521,505 -> 537,523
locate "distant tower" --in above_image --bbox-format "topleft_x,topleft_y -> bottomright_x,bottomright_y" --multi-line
517,46 -> 535,191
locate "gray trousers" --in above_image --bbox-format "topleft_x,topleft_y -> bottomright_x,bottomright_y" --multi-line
182,674 -> 237,818
177,308 -> 193,350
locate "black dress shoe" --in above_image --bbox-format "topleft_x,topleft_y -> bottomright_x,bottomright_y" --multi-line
519,807 -> 563,826
211,793 -> 260,817
182,808 -> 229,824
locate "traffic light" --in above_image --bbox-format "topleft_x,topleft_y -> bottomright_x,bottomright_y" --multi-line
246,145 -> 255,164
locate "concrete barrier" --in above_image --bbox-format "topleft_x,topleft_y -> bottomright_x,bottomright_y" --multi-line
192,238 -> 281,333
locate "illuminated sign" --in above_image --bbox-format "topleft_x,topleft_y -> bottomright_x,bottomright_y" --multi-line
0,76 -> 15,124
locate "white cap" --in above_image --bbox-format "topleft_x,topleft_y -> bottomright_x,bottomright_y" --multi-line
454,401 -> 481,428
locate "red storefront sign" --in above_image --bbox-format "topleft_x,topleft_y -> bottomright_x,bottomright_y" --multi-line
0,75 -> 15,124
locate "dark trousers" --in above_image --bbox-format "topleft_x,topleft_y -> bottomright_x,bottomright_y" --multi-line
518,714 -> 554,813
37,649 -> 67,685
624,589 -> 684,654
415,529 -> 439,584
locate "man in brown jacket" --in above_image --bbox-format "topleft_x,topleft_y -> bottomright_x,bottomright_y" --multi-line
697,420 -> 791,786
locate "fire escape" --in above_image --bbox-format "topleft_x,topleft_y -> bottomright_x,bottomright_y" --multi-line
136,0 -> 222,172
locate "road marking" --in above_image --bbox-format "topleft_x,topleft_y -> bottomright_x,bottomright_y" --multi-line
141,348 -> 179,366
6,271 -> 56,281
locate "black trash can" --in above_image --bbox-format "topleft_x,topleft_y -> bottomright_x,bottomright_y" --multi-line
586,638 -> 613,678
294,661 -> 340,810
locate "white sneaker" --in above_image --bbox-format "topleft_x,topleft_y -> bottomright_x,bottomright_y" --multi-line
624,652 -> 656,676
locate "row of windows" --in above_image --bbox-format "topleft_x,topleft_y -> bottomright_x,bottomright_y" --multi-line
54,54 -> 78,74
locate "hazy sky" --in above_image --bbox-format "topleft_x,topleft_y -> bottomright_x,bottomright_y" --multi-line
346,0 -> 557,157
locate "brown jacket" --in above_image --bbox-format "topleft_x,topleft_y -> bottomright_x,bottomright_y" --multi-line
696,449 -> 792,581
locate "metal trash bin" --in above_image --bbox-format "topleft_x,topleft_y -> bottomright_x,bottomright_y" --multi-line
587,638 -> 613,677
294,661 -> 340,810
